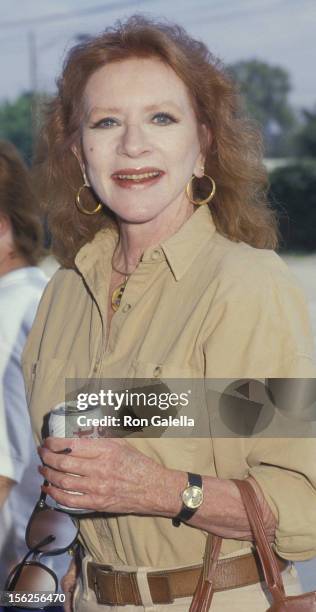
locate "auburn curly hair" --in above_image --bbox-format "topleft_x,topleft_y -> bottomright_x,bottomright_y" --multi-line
0,140 -> 44,265
35,15 -> 278,268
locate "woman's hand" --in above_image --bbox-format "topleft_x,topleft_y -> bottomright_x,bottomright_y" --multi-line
38,437 -> 277,542
61,558 -> 77,612
38,437 -> 180,515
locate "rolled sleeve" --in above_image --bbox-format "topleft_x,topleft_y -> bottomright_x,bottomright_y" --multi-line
248,448 -> 316,560
203,253 -> 316,560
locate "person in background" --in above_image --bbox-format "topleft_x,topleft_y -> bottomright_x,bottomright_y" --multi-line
0,140 -> 67,611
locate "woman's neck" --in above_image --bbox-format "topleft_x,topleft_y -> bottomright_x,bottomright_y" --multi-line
112,201 -> 195,274
0,252 -> 30,278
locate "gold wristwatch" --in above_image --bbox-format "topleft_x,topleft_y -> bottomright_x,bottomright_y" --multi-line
172,472 -> 203,527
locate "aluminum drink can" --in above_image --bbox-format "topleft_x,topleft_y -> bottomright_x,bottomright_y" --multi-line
49,400 -> 103,439
48,401 -> 103,513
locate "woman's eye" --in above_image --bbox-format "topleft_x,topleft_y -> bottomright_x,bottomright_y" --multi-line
91,117 -> 118,129
152,113 -> 177,125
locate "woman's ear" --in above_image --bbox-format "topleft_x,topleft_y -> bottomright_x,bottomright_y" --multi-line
200,124 -> 212,157
0,214 -> 10,238
71,144 -> 89,185
194,125 -> 213,177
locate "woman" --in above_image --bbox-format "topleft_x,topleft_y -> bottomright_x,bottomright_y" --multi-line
0,140 -> 46,561
23,16 -> 316,611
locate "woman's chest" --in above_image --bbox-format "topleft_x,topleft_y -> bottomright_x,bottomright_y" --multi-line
25,273 -> 214,441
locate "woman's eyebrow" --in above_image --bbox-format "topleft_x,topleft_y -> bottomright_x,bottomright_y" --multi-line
86,101 -> 183,118
143,101 -> 183,112
85,106 -> 121,120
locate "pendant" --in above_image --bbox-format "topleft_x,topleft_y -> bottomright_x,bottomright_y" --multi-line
111,281 -> 127,312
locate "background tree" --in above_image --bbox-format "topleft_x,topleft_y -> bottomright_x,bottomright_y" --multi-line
229,59 -> 297,157
269,161 -> 316,252
297,107 -> 316,157
0,92 -> 34,164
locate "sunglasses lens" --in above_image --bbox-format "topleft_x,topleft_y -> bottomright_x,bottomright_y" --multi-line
7,561 -> 57,594
26,507 -> 77,553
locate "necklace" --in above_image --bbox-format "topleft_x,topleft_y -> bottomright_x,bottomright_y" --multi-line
111,263 -> 132,312
111,275 -> 129,311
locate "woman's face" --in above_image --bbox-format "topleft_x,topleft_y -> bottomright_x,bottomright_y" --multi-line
78,57 -> 208,224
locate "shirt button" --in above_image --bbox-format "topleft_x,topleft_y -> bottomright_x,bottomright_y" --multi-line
122,304 -> 132,313
93,358 -> 100,373
153,365 -> 162,377
151,249 -> 161,261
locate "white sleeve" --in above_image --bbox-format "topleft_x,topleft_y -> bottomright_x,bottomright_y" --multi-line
0,338 -> 32,483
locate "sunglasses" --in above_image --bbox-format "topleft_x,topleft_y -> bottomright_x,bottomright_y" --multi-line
5,450 -> 79,604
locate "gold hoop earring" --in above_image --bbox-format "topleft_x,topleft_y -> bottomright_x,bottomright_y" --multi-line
186,174 -> 216,206
75,184 -> 103,215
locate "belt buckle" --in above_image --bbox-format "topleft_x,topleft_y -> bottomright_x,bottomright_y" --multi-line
93,565 -> 115,605
93,575 -> 102,604
94,565 -> 144,606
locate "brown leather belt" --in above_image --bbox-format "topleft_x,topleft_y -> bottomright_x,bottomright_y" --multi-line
87,551 -> 288,606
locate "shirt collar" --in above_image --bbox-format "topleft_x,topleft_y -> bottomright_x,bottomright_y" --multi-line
142,205 -> 216,281
75,205 -> 216,285
74,226 -> 117,314
75,227 -> 117,277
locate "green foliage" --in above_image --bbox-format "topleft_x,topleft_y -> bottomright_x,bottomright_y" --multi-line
229,60 -> 297,157
0,92 -> 34,164
297,108 -> 316,157
269,162 -> 316,252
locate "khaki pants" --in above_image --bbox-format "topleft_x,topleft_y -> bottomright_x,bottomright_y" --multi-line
73,553 -> 302,612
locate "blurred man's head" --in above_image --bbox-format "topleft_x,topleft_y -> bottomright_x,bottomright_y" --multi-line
0,141 -> 44,276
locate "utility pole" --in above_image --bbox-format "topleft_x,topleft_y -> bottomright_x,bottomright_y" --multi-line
28,31 -> 37,94
28,30 -> 38,153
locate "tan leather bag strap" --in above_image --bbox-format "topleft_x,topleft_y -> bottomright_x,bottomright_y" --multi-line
232,479 -> 286,604
189,534 -> 222,612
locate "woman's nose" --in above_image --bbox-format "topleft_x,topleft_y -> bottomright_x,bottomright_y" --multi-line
117,124 -> 152,157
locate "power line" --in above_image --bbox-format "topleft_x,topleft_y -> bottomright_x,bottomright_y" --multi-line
186,0 -> 310,31
185,0 -> 314,26
0,0 -> 152,30
2,0 -> 313,36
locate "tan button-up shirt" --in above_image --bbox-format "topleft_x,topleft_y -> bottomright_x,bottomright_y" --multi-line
22,206 -> 316,565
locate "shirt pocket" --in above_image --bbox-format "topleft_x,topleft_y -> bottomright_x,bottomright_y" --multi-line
126,361 -> 212,471
130,359 -> 201,379
128,359 -> 208,437
22,356 -> 86,442
23,357 -> 69,408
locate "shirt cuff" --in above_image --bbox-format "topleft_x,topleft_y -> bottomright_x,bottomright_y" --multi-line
248,465 -> 316,561
0,453 -> 26,483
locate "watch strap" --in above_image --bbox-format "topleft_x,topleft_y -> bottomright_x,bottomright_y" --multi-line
172,472 -> 202,527
187,472 -> 202,488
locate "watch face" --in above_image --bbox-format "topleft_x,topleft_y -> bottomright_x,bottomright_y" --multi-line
182,485 -> 203,509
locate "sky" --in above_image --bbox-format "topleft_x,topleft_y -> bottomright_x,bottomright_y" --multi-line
1,0 -> 316,110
